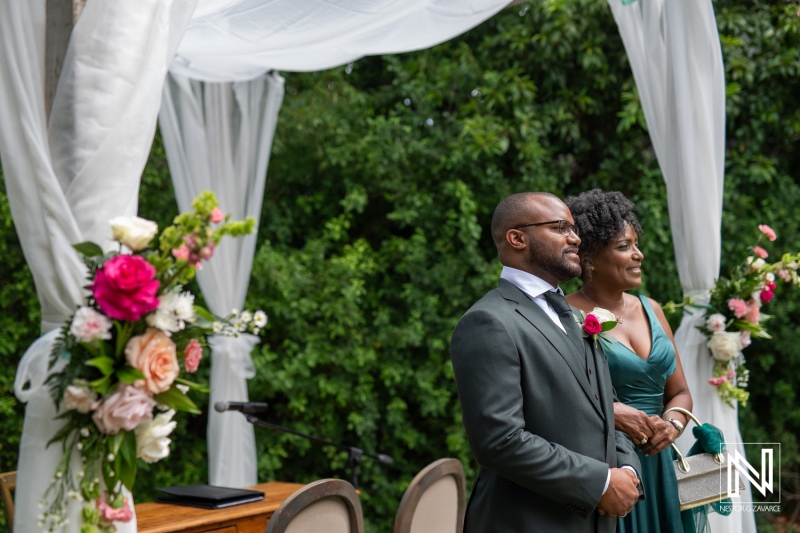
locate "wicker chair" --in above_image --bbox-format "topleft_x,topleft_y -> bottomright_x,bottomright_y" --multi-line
0,470 -> 16,533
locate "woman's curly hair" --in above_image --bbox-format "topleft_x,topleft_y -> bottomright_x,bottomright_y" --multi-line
564,189 -> 642,272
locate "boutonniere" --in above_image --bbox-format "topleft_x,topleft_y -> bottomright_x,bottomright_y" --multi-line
575,307 -> 619,346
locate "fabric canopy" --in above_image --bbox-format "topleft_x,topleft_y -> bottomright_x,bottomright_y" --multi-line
171,0 -> 511,81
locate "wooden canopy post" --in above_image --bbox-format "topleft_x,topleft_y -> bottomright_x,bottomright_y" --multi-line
45,0 -> 85,119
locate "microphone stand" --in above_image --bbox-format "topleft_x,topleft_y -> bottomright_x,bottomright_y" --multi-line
245,414 -> 393,490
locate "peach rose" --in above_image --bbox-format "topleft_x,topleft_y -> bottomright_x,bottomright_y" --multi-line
125,328 -> 179,394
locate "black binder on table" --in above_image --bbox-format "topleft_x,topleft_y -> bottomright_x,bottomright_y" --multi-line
155,484 -> 265,509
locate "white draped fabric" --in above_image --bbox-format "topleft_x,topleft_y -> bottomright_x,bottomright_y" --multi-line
172,0 -> 512,81
0,0 -> 196,530
158,71 -> 285,486
608,1 -> 755,530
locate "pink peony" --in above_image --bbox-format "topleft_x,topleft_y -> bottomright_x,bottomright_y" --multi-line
184,339 -> 203,373
125,328 -> 180,394
758,224 -> 777,241
744,300 -> 761,323
91,255 -> 160,321
96,495 -> 134,523
728,298 -> 748,318
583,314 -> 602,335
172,245 -> 190,260
760,289 -> 774,303
210,208 -> 224,223
92,384 -> 156,435
753,246 -> 768,259
708,376 -> 727,387
740,330 -> 752,348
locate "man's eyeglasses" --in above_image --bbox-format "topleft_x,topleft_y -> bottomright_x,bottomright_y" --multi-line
513,220 -> 579,237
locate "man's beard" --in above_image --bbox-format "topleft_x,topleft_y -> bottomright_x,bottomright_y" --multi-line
529,242 -> 581,283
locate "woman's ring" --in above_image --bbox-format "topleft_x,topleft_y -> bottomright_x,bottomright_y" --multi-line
640,436 -> 648,445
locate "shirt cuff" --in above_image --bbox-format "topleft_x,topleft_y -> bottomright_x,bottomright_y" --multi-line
602,469 -> 611,495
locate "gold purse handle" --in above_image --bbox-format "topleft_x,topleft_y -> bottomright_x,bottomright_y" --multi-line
662,406 -> 723,473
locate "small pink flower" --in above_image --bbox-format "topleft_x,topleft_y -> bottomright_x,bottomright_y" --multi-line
583,314 -> 602,335
727,368 -> 736,380
758,224 -> 777,241
184,234 -> 198,250
172,245 -> 190,260
760,289 -> 774,303
184,339 -> 203,373
740,330 -> 752,348
708,376 -> 727,387
96,494 -> 134,523
753,246 -> 768,259
744,300 -> 760,324
728,298 -> 748,318
198,241 -> 215,260
766,281 -> 777,292
777,269 -> 790,281
210,208 -> 224,224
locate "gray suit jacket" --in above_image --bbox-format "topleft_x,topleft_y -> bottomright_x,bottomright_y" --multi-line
450,279 -> 641,533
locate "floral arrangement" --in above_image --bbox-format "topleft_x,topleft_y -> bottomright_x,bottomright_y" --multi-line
575,307 -> 619,345
665,224 -> 800,408
39,192 -> 266,533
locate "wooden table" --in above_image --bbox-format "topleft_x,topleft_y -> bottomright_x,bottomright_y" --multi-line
136,481 -> 305,533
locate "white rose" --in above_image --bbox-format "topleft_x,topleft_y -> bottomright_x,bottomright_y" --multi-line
64,384 -> 98,414
707,331 -> 743,362
705,313 -> 727,333
134,409 -> 177,464
751,258 -> 766,271
110,216 -> 158,252
590,307 -> 617,323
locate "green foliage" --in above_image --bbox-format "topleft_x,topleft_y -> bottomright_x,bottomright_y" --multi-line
1,0 -> 799,531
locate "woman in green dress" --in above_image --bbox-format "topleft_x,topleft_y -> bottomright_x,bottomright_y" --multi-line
565,189 -> 694,532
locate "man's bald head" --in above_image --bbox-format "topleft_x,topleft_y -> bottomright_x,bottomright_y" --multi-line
491,192 -> 561,248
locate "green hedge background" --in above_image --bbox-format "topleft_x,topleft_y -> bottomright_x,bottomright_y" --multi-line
1,0 -> 799,531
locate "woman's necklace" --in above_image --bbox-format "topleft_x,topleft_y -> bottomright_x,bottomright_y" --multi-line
580,288 -> 627,324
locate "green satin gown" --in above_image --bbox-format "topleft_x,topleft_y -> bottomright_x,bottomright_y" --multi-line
603,295 -> 692,533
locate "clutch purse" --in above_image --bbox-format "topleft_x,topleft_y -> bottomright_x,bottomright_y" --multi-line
663,407 -> 744,511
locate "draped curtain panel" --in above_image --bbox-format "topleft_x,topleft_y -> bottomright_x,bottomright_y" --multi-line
607,1 -> 755,531
158,71 -> 285,487
0,0 -> 197,530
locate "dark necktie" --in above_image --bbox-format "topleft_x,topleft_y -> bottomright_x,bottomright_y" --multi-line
542,290 -> 584,348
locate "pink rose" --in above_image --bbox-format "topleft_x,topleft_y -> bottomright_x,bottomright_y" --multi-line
753,246 -> 768,259
758,224 -> 777,241
92,384 -> 156,435
172,245 -> 190,260
125,328 -> 180,394
210,208 -> 224,223
708,376 -> 727,387
583,314 -> 602,335
91,255 -> 160,321
740,330 -> 752,348
760,289 -> 774,303
96,494 -> 134,523
184,339 -> 203,373
744,300 -> 760,323
728,298 -> 748,319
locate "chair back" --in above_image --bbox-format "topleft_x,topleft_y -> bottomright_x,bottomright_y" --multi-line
0,470 -> 16,533
265,478 -> 363,533
393,458 -> 466,533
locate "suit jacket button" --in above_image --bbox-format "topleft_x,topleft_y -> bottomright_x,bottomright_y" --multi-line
608,431 -> 611,439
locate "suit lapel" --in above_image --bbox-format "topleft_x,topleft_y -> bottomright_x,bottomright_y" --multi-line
498,280 -> 604,419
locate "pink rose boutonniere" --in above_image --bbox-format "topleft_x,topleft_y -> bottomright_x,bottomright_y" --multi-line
575,307 -> 619,345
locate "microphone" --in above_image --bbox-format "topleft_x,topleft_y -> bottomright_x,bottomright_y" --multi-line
214,401 -> 269,414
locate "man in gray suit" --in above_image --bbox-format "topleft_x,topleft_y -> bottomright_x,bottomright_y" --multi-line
450,192 -> 641,532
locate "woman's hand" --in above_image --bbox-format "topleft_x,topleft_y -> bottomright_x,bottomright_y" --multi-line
639,415 -> 679,456
613,402 -> 656,445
